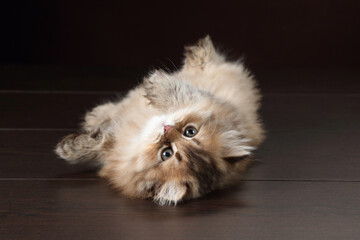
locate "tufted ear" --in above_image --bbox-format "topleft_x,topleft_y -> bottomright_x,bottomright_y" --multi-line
220,130 -> 255,159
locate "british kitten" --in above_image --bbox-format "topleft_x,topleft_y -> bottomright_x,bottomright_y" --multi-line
55,36 -> 265,205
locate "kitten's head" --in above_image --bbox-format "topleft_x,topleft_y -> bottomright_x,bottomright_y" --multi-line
134,102 -> 254,205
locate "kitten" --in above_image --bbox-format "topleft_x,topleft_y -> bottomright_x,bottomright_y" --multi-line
55,36 -> 265,205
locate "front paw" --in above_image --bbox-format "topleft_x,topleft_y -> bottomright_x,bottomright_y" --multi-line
55,133 -> 81,162
55,131 -> 103,164
143,70 -> 171,109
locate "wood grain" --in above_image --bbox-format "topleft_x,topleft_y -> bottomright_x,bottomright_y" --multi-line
0,93 -> 115,129
1,70 -> 360,240
250,129 -> 360,180
0,130 -> 97,178
262,94 -> 360,132
1,180 -> 359,240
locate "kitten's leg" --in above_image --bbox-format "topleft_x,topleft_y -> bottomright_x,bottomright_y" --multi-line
55,130 -> 108,165
82,102 -> 116,132
55,102 -> 117,165
183,35 -> 224,71
143,70 -> 208,111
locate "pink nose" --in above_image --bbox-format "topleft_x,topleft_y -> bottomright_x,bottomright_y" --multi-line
164,125 -> 172,134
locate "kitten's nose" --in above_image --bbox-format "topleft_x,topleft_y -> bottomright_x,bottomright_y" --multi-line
164,125 -> 172,134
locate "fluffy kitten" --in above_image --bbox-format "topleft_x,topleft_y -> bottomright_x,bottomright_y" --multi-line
55,36 -> 264,205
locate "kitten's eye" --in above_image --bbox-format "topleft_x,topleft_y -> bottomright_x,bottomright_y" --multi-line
161,147 -> 173,161
184,126 -> 197,138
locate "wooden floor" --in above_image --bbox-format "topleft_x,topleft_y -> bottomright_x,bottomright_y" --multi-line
1,67 -> 360,240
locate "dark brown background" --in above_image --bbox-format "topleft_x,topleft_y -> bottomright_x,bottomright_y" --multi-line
2,0 -> 360,93
1,1 -> 360,240
2,0 -> 360,68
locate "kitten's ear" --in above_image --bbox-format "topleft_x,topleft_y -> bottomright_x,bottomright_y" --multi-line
183,35 -> 224,70
220,130 -> 255,159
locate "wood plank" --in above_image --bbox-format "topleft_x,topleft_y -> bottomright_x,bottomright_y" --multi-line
250,130 -> 360,180
1,93 -> 359,132
262,94 -> 360,132
1,181 -> 359,240
0,130 -> 97,178
0,93 -> 116,129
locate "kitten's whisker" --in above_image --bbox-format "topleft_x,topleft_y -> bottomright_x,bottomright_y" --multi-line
210,115 -> 218,137
153,135 -> 161,143
165,57 -> 185,82
206,116 -> 212,132
155,59 -> 171,73
166,57 -> 179,72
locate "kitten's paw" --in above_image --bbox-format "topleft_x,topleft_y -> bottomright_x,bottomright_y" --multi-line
55,133 -> 81,162
55,131 -> 103,164
184,35 -> 223,69
143,70 -> 171,109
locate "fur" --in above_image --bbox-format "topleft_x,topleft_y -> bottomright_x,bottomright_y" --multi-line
55,36 -> 265,205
